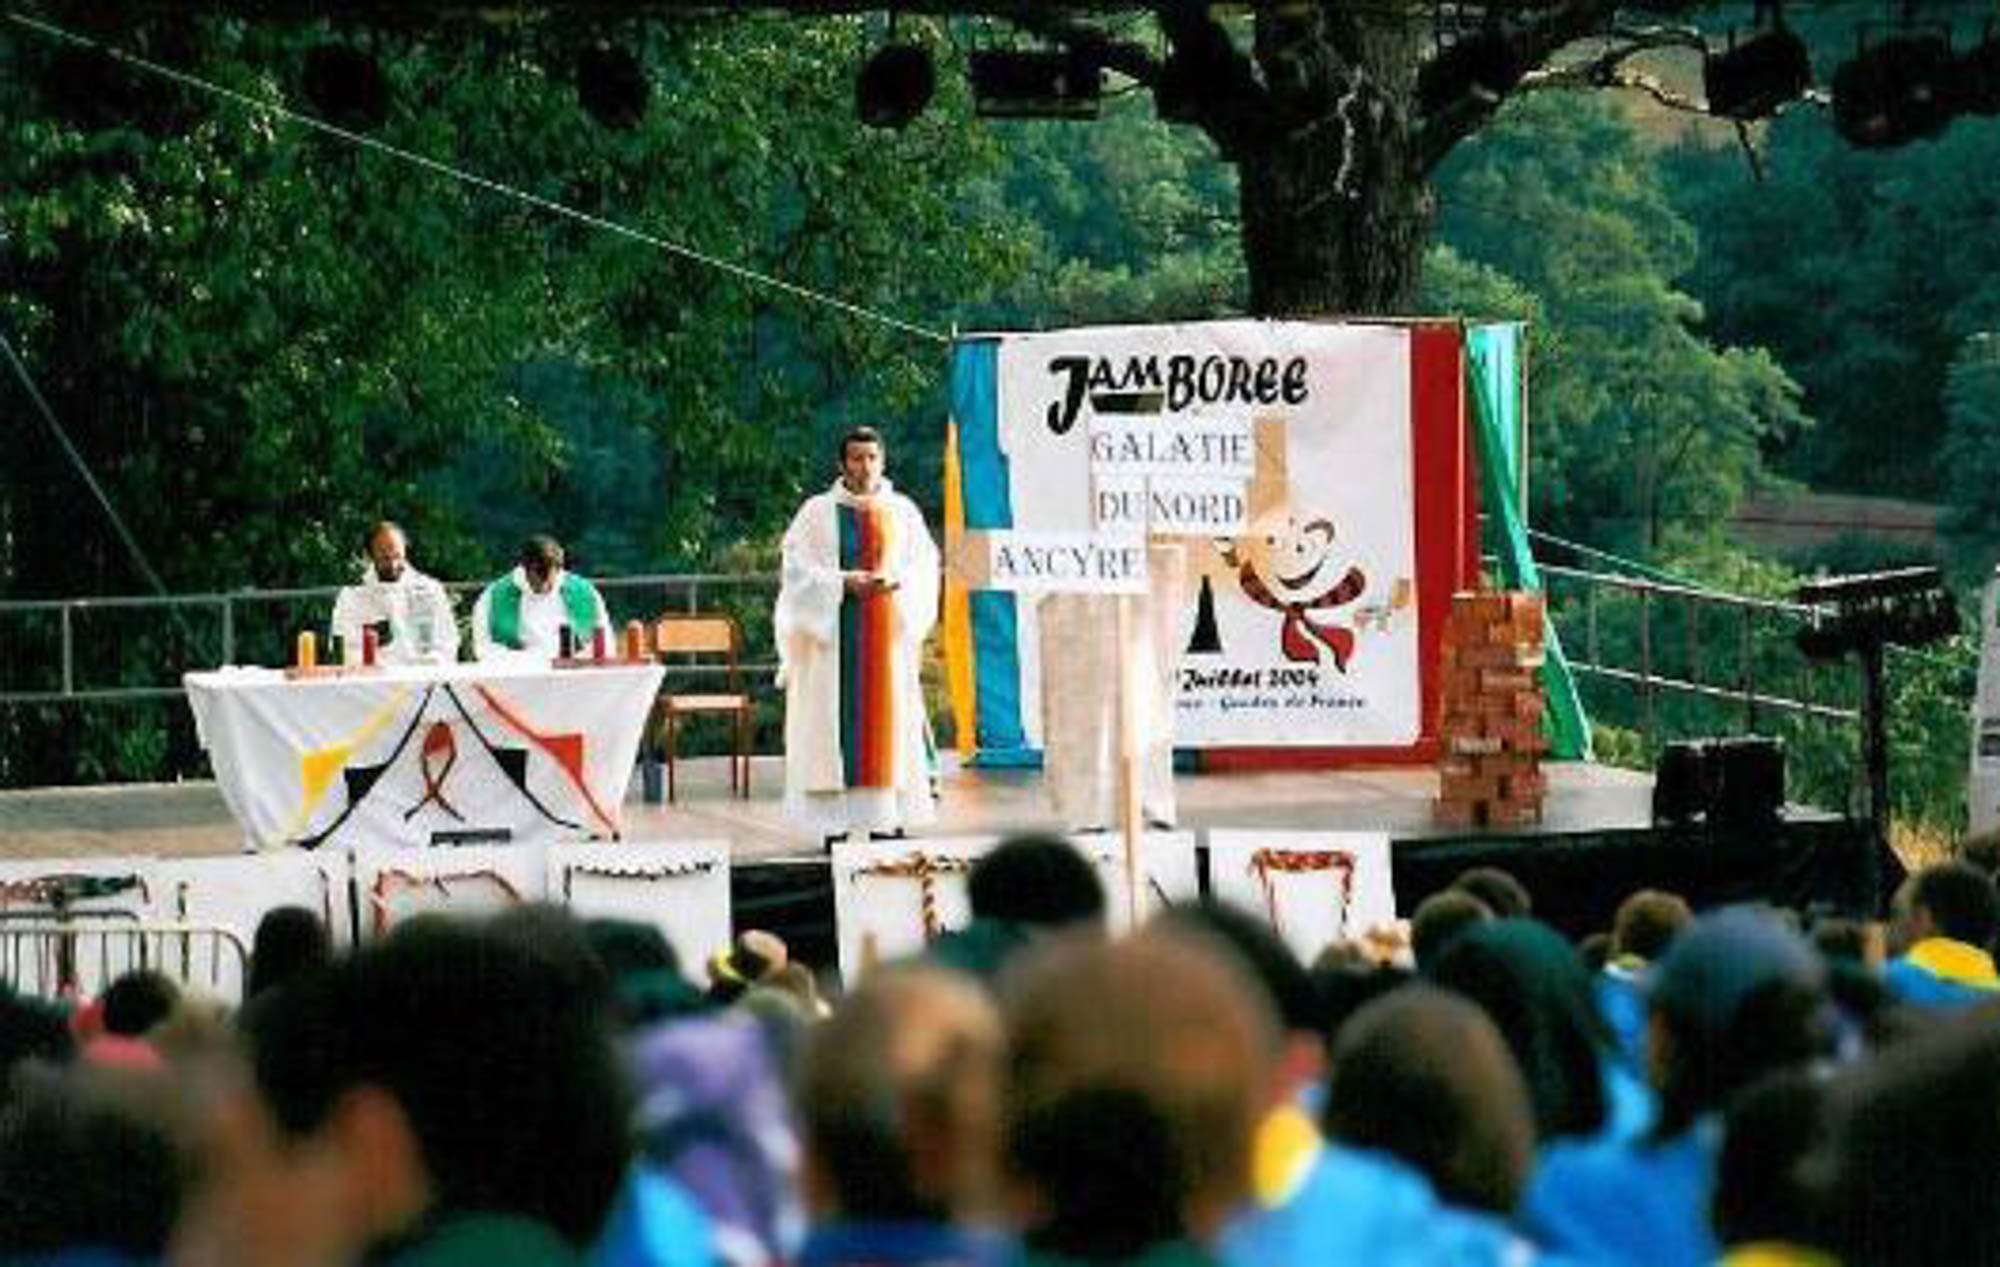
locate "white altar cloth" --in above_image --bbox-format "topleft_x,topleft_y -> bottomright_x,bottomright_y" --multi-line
186,661 -> 663,850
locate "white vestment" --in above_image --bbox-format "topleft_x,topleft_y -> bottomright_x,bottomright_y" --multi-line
774,478 -> 940,836
329,565 -> 461,666
1038,542 -> 1185,830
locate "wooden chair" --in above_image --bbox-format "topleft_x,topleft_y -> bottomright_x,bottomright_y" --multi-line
651,614 -> 754,802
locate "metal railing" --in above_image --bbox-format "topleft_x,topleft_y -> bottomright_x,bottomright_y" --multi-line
0,572 -> 783,705
1540,562 -> 1862,747
0,918 -> 249,1001
5,561 -> 1870,760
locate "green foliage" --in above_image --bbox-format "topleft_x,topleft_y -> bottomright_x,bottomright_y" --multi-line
0,16 -> 1033,783
1426,92 -> 1806,556
972,94 -> 1245,326
1665,111 -> 2000,503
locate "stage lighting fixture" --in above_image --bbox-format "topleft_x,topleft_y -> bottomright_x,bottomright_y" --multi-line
1955,28 -> 2000,117
971,48 -> 1101,120
1419,27 -> 1526,116
1702,25 -> 1812,120
1795,566 -> 1958,661
856,42 -> 935,130
1156,23 -> 1245,125
302,42 -> 389,133
1833,32 -> 1955,148
577,43 -> 649,130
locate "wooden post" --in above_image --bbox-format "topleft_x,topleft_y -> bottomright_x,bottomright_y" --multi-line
1117,593 -> 1142,932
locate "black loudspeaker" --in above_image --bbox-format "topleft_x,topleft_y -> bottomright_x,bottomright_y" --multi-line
1712,736 -> 1786,825
1653,741 -> 1713,825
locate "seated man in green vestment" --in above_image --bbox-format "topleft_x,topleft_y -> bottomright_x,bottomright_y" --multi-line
471,534 -> 612,663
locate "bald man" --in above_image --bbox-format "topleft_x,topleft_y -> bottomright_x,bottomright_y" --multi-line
330,520 -> 459,665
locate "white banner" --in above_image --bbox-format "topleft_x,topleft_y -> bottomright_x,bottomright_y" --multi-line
994,321 -> 1421,747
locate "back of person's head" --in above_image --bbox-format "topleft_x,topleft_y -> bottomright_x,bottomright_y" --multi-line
1450,867 -> 1533,919
1426,918 -> 1608,1142
1003,931 -> 1277,1257
1577,931 -> 1612,973
1646,906 -> 1833,1138
1903,860 -> 2000,948
1822,1012 -> 2000,1266
1,983 -> 73,1083
583,917 -> 679,981
708,928 -> 790,1005
247,905 -> 331,1001
488,902 -> 613,1010
1410,890 -> 1493,971
798,965 -> 1002,1222
1610,889 -> 1692,962
0,1060 -> 187,1258
1324,984 -> 1535,1214
1311,957 -> 1413,1047
968,832 -> 1106,930
1154,900 -> 1319,1040
243,914 -> 631,1246
100,969 -> 180,1039
580,917 -> 708,1029
1712,1068 -> 1833,1253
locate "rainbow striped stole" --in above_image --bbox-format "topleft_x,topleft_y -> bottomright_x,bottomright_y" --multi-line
839,499 -> 897,788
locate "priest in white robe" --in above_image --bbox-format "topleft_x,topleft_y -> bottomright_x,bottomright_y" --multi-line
775,426 -> 940,842
330,520 -> 460,665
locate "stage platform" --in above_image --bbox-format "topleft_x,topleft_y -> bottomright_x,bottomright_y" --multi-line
0,757 -> 1882,970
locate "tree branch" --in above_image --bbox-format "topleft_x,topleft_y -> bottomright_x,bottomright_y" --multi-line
1415,0 -> 1624,173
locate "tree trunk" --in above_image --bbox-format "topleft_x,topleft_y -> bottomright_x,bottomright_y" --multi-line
1235,8 -> 1433,317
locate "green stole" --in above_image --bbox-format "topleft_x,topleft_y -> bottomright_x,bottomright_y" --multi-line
486,573 -> 599,649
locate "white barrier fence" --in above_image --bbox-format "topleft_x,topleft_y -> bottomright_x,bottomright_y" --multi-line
0,830 -> 1400,1003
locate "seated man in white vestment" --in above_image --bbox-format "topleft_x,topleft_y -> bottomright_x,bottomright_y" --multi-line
470,534 -> 612,663
329,520 -> 460,665
774,426 -> 940,845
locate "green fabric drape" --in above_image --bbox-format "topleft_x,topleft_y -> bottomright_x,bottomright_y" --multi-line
1466,323 -> 1593,761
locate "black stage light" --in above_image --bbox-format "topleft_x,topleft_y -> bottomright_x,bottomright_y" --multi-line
577,43 -> 649,130
1419,27 -> 1526,117
1833,33 -> 1955,148
856,42 -> 935,130
302,42 -> 389,133
1703,26 -> 1812,120
1955,28 -> 2000,117
971,48 -> 1101,120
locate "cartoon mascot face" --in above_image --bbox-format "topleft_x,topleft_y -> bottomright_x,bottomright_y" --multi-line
1222,513 -> 1368,669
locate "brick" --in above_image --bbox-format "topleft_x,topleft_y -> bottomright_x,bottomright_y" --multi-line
1438,667 -> 1482,701
1504,592 -> 1545,624
1433,798 -> 1481,828
1440,772 -> 1501,802
1447,735 -> 1505,756
1483,801 -> 1543,828
1478,669 -> 1538,693
1459,644 -> 1547,669
1472,751 -> 1539,778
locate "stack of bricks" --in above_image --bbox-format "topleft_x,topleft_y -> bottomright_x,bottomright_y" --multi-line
1435,590 -> 1548,828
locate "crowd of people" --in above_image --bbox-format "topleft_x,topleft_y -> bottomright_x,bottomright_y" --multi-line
5,831 -> 2000,1266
